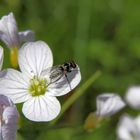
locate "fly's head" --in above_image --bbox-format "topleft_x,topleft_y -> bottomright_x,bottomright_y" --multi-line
63,61 -> 77,73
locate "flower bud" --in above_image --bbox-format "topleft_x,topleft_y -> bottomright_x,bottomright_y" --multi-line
125,86 -> 140,109
96,93 -> 125,117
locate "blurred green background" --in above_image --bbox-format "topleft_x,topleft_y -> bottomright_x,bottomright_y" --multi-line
1,0 -> 140,139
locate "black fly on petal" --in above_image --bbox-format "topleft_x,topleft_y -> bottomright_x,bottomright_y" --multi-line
41,61 -> 79,90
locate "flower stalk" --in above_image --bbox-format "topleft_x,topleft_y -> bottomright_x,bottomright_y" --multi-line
10,47 -> 18,68
50,70 -> 101,125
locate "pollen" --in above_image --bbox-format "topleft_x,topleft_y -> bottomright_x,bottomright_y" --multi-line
28,76 -> 47,96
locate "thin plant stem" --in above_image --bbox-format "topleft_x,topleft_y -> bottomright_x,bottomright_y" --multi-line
50,70 -> 101,126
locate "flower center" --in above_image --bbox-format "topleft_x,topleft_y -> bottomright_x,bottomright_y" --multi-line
28,76 -> 47,96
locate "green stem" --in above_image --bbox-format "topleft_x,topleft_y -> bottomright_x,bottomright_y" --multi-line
50,70 -> 101,126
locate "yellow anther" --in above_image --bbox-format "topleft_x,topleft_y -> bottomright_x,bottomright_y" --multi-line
28,76 -> 47,96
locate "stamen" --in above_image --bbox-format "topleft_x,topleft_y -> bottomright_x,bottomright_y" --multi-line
28,76 -> 47,96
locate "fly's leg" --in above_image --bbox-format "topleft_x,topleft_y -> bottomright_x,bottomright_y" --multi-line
65,74 -> 72,91
47,74 -> 64,87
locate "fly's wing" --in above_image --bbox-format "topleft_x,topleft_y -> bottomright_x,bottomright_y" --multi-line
55,68 -> 79,88
41,65 -> 63,84
48,65 -> 81,96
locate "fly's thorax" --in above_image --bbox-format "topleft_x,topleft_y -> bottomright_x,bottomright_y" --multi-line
28,76 -> 48,96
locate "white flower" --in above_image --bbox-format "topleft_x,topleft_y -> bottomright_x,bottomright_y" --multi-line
0,12 -> 35,48
117,114 -> 140,140
96,93 -> 125,117
0,45 -> 18,140
0,95 -> 19,140
125,86 -> 140,109
0,41 -> 81,122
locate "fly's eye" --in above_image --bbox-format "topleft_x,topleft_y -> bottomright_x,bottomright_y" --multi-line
70,62 -> 76,68
73,64 -> 76,68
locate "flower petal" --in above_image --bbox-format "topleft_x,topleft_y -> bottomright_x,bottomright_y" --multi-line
125,86 -> 140,109
18,41 -> 53,77
0,95 -> 13,115
0,69 -> 31,103
46,65 -> 81,96
22,95 -> 61,122
96,93 -> 125,117
3,106 -> 19,124
2,106 -> 18,140
18,30 -> 35,43
134,115 -> 140,131
0,46 -> 3,71
0,95 -> 18,140
0,12 -> 19,48
0,95 -> 13,107
117,115 -> 140,140
117,115 -> 137,140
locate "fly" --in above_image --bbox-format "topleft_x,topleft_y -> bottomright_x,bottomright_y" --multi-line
41,61 -> 78,90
